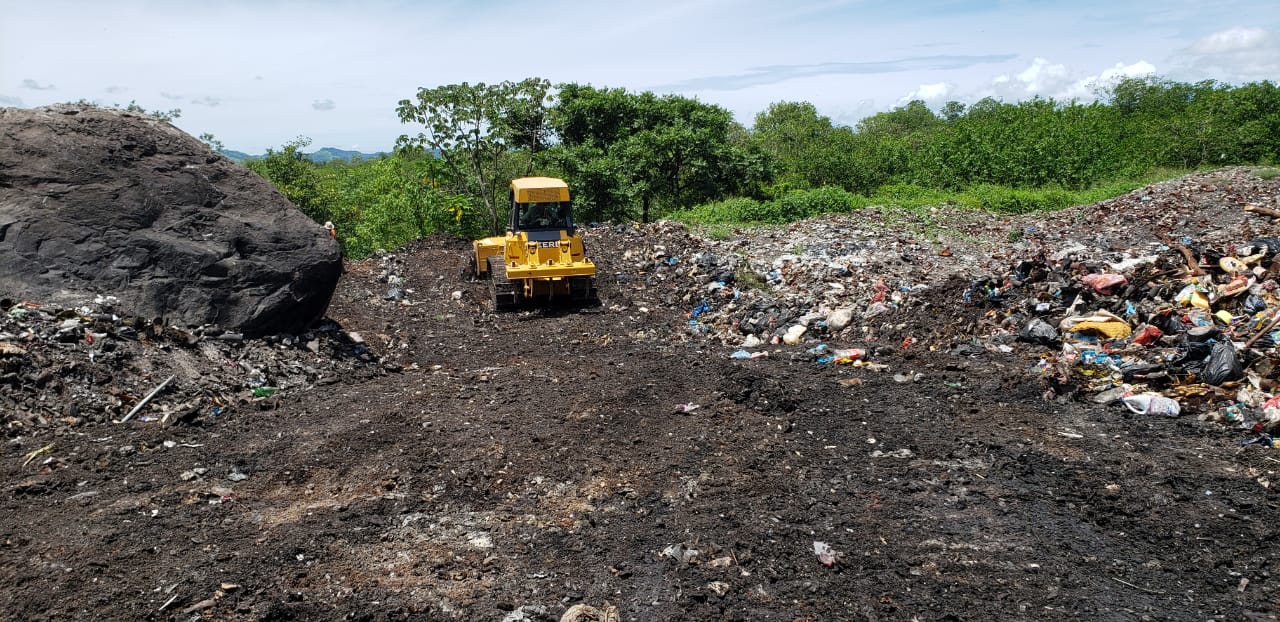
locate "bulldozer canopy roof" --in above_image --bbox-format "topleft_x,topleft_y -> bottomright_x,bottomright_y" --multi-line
511,177 -> 569,203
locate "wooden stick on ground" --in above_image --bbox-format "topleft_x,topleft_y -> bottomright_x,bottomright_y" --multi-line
1245,311 -> 1280,349
1157,232 -> 1205,276
1111,576 -> 1165,595
1244,203 -> 1280,219
120,375 -> 175,423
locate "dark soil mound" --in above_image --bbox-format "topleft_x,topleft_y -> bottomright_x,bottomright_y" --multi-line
0,104 -> 340,336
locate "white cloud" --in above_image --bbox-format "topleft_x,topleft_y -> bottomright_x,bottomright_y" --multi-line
1098,60 -> 1157,81
190,96 -> 220,107
160,91 -> 183,100
1191,26 -> 1270,54
979,57 -> 1155,102
1015,58 -> 1070,93
1175,27 -> 1280,81
20,79 -> 55,90
312,99 -> 335,111
104,85 -> 125,94
1061,60 -> 1157,100
900,81 -> 952,104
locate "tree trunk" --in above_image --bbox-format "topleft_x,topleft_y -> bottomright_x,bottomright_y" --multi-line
469,154 -> 498,234
642,194 -> 650,224
673,148 -> 683,209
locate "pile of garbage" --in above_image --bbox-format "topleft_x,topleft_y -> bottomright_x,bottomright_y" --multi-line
0,295 -> 382,436
988,236 -> 1280,437
596,219 -> 948,352
594,168 -> 1280,439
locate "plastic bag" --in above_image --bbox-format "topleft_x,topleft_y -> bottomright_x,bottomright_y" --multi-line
1123,393 -> 1181,417
1132,324 -> 1163,346
1251,238 -> 1280,255
831,348 -> 866,364
1017,318 -> 1059,345
1081,273 -> 1128,295
1175,284 -> 1211,310
1201,341 -> 1244,386
1244,294 -> 1268,315
1149,311 -> 1190,336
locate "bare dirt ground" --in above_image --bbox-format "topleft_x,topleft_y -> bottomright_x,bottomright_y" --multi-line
4,170 -> 1280,621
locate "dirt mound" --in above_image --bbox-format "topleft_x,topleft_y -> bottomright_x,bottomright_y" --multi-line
3,168 -> 1280,621
0,104 -> 341,336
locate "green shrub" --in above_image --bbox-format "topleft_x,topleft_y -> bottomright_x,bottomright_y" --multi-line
873,183 -> 951,206
671,168 -> 1202,227
776,186 -> 861,218
672,196 -> 766,225
704,224 -> 733,240
736,198 -> 788,224
959,185 -> 1073,214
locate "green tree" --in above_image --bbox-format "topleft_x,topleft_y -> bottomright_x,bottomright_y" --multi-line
396,78 -> 551,233
500,77 -> 554,175
123,100 -> 181,121
198,132 -> 224,152
244,136 -> 323,219
941,101 -> 967,122
548,84 -> 761,222
752,101 -> 832,189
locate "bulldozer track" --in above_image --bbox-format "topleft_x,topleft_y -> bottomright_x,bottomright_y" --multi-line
488,255 -> 519,309
569,275 -> 598,302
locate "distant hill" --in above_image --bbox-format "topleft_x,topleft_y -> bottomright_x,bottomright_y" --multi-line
220,147 -> 389,164
307,147 -> 390,163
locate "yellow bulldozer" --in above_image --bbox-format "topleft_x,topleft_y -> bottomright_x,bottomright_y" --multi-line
472,177 -> 597,309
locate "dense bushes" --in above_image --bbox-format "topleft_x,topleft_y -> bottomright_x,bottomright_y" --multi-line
670,177 -> 1166,225
243,75 -> 1280,254
244,139 -> 486,258
749,77 -> 1280,199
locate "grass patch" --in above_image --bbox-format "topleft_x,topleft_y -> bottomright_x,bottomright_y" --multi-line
734,267 -> 770,291
704,224 -> 733,241
1256,167 -> 1280,180
669,168 -> 1199,228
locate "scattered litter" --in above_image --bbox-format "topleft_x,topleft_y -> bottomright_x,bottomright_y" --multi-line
1122,393 -> 1182,417
560,602 -> 618,622
812,541 -> 839,566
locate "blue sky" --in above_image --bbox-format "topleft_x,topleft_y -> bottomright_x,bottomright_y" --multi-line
2,0 -> 1278,153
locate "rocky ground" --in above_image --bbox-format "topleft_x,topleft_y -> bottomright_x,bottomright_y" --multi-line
3,167 -> 1280,621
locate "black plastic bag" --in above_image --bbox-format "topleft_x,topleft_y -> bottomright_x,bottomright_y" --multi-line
1250,238 -> 1280,255
1201,340 -> 1244,385
1149,312 -> 1191,336
1244,294 -> 1268,315
1017,318 -> 1059,345
1171,339 -> 1213,376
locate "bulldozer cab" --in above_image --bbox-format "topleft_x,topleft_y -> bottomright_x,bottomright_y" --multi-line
516,201 -> 570,232
509,177 -> 574,235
